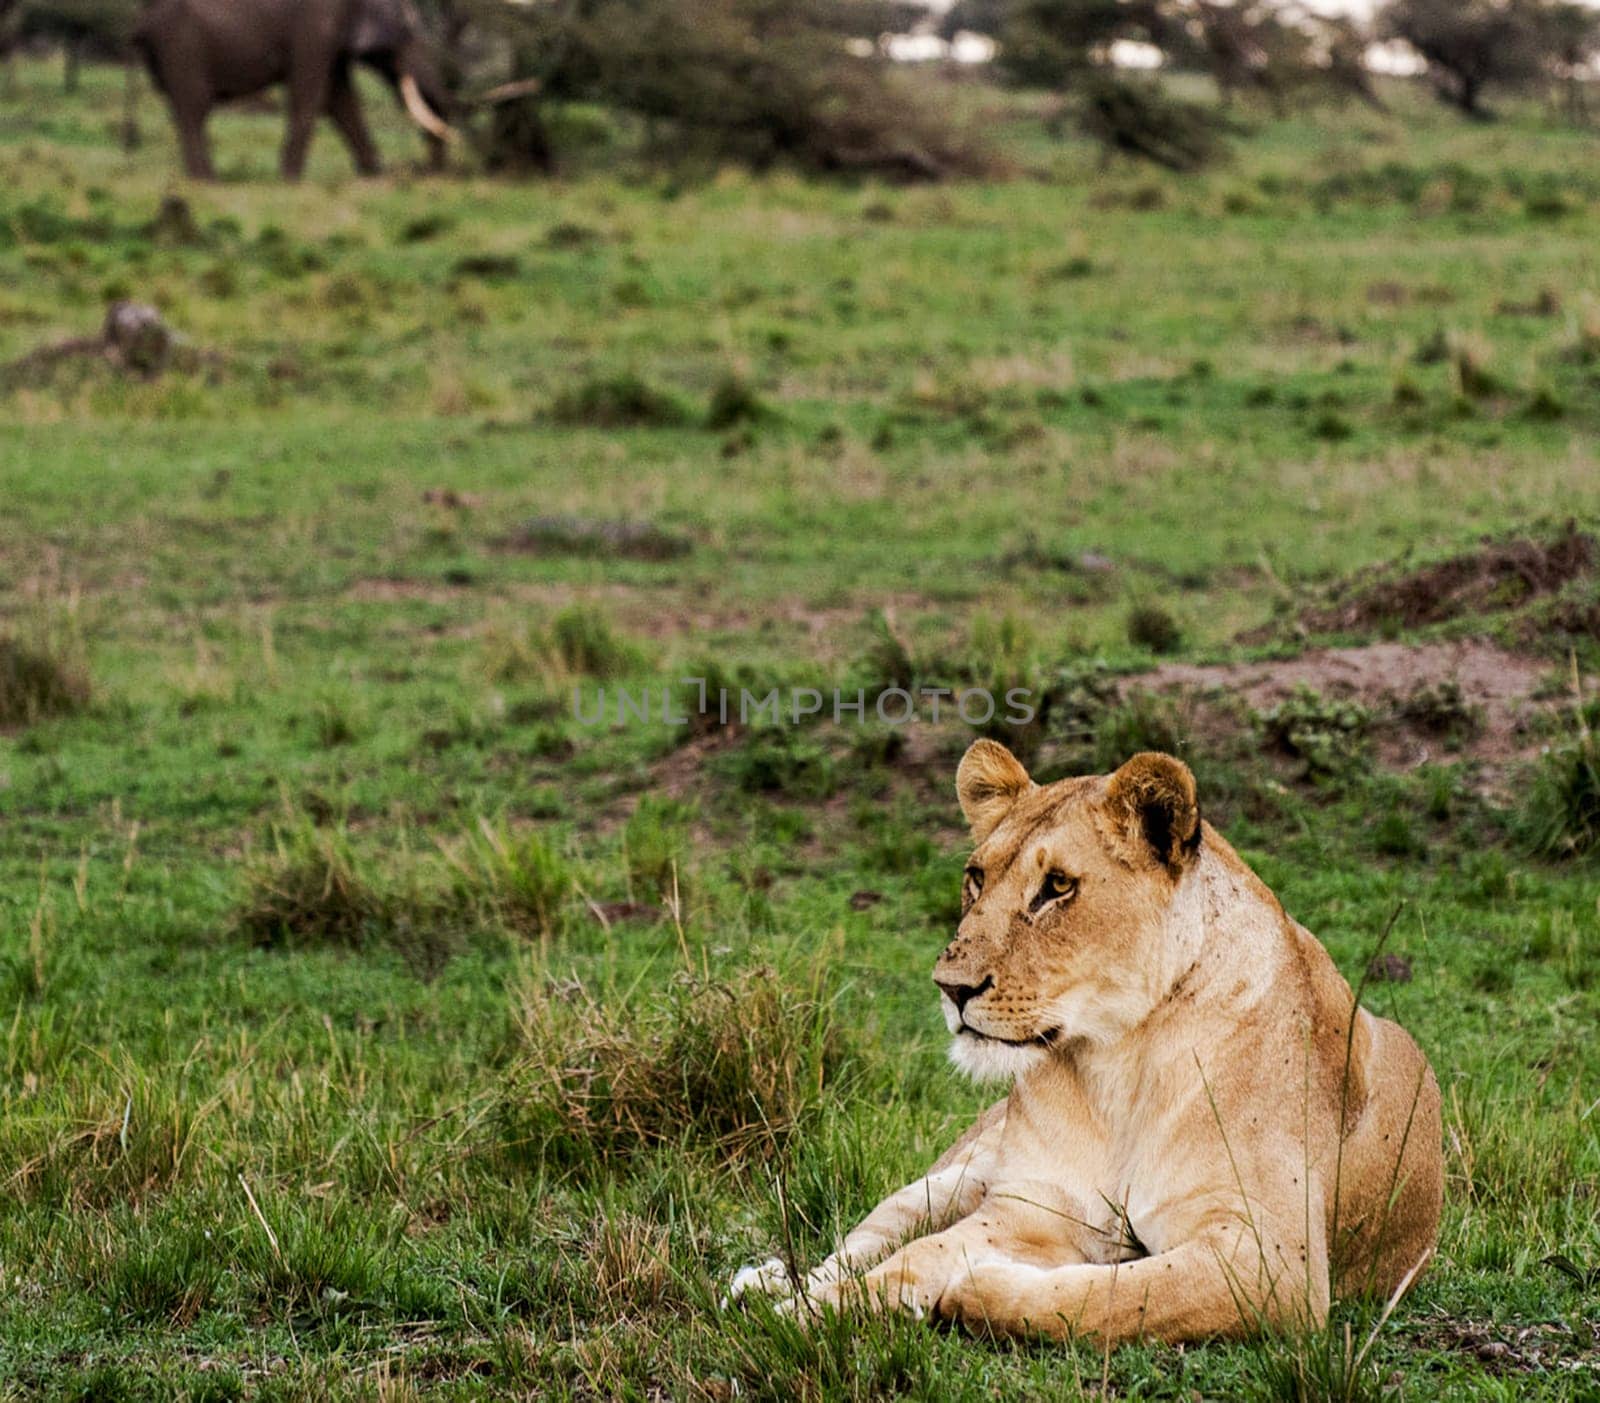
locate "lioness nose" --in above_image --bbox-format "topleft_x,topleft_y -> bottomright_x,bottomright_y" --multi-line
936,975 -> 992,1012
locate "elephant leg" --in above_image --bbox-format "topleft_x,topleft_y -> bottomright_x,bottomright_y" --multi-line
281,31 -> 335,180
326,68 -> 380,175
139,35 -> 216,179
281,85 -> 327,180
175,108 -> 216,181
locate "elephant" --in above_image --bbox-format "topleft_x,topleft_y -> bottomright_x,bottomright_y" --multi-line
132,0 -> 457,180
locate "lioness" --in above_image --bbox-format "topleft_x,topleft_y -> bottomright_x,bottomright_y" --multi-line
731,743 -> 1442,1342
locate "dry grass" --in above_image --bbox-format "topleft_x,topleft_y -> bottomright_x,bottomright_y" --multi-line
499,957 -> 852,1173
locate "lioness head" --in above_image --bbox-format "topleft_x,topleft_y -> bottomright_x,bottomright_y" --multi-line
937,740 -> 1205,1082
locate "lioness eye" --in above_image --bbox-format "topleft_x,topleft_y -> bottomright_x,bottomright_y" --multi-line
1030,871 -> 1078,913
963,865 -> 984,902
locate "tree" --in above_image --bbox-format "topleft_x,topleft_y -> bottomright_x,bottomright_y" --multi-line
1529,0 -> 1600,121
1379,0 -> 1546,118
968,0 -> 1232,169
458,0 -> 994,179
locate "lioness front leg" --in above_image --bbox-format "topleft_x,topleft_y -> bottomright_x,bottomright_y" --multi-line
726,1101 -> 1004,1306
808,1186 -> 1114,1318
936,1218 -> 1330,1344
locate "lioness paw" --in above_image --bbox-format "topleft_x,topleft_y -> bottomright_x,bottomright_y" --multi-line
722,1256 -> 793,1309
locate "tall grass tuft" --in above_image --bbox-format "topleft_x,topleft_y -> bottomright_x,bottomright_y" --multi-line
445,817 -> 575,941
1519,733 -> 1600,858
498,956 -> 852,1174
482,605 -> 642,685
623,795 -> 694,904
234,821 -> 392,948
551,605 -> 640,679
1516,663 -> 1600,858
0,611 -> 91,727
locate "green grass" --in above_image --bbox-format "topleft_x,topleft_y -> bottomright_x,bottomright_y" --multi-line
1,60 -> 1599,1398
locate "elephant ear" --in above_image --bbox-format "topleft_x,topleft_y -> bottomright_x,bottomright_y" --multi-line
350,0 -> 408,54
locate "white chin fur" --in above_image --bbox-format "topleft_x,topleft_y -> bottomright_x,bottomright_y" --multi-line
947,1033 -> 1049,1084
940,994 -> 964,1035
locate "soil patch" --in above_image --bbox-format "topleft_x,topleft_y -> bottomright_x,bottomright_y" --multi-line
1406,1308 -> 1600,1375
1129,640 -> 1560,777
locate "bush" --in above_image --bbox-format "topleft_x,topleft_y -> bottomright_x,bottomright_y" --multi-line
705,372 -> 771,430
445,818 -> 574,940
1094,691 -> 1188,772
718,727 -> 837,800
1077,75 -> 1230,173
237,815 -> 576,962
548,373 -> 690,428
0,631 -> 90,727
1257,687 -> 1371,780
498,957 -> 852,1172
1126,603 -> 1184,655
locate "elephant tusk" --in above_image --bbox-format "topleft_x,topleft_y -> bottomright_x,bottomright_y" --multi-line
400,72 -> 456,143
473,76 -> 544,106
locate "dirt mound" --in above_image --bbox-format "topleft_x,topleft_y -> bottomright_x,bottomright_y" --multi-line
1283,525 -> 1595,636
1132,640 -> 1560,777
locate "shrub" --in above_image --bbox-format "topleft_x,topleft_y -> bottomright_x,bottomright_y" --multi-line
718,727 -> 837,800
94,1211 -> 222,1326
855,609 -> 916,696
1076,74 -> 1229,173
1450,331 -> 1502,399
498,958 -> 852,1172
548,373 -> 690,428
1392,372 -> 1426,407
952,617 -> 1052,763
1126,603 -> 1183,655
1257,687 -> 1371,780
1525,385 -> 1566,420
308,691 -> 365,748
475,0 -> 993,181
1392,680 -> 1482,745
1093,691 -> 1188,772
705,372 -> 771,430
1311,409 -> 1355,441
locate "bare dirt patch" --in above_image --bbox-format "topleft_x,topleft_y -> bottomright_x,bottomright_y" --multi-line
1278,524 -> 1595,638
1129,640 -> 1560,775
1406,1308 -> 1600,1376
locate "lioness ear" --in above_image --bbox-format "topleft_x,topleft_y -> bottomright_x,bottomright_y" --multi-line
957,739 -> 1033,843
1106,752 -> 1201,872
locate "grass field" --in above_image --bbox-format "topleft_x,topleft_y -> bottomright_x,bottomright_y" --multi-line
2,58 -> 1600,1400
